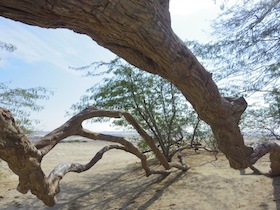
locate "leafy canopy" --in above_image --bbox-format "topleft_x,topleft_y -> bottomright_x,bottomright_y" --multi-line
188,0 -> 279,94
70,59 -> 215,160
187,0 -> 279,139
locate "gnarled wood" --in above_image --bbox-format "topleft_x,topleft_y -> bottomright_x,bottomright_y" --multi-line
0,108 -> 54,205
249,141 -> 280,176
35,107 -> 170,169
0,3 -> 279,204
0,107 -> 189,206
0,0 -> 254,169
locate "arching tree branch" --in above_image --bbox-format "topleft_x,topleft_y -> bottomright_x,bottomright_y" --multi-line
0,107 -> 190,206
0,1 -> 279,207
0,0 -> 255,169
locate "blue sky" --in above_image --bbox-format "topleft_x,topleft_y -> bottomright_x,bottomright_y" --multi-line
0,1 -> 221,131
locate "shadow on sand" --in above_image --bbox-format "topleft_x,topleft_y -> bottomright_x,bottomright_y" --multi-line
135,171 -> 185,210
240,169 -> 280,210
21,163 -> 185,210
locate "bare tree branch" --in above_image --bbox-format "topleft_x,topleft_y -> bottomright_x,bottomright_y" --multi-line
263,127 -> 280,140
34,107 -> 122,155
35,107 -> 170,169
76,129 -> 152,176
47,144 -> 141,199
249,141 -> 280,175
1,105 -> 280,207
0,107 -> 190,206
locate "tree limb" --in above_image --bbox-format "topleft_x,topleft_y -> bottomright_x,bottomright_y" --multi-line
0,0 -> 253,169
47,144 -> 139,198
249,141 -> 280,176
1,107 -> 191,206
35,106 -> 170,169
1,103 -> 280,208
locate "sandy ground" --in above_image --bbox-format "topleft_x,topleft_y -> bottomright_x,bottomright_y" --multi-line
0,141 -> 280,210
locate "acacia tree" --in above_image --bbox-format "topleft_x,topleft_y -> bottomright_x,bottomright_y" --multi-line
188,0 -> 279,93
242,90 -> 280,140
71,59 -> 201,161
185,0 -> 279,139
0,83 -> 51,133
0,0 -> 279,206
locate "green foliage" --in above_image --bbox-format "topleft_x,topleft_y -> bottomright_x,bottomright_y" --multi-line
241,89 -> 280,140
187,0 -> 279,94
71,58 -> 208,160
0,82 -> 52,133
185,0 -> 279,140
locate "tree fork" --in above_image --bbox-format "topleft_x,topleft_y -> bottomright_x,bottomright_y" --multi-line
0,1 -> 279,172
0,107 -> 190,206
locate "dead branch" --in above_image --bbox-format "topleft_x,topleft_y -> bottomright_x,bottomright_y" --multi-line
169,144 -> 219,160
0,107 -> 188,207
34,107 -> 170,170
47,144 -> 136,199
2,106 -> 280,207
34,107 -> 122,155
75,129 -> 152,176
169,162 -> 190,171
249,141 -> 280,176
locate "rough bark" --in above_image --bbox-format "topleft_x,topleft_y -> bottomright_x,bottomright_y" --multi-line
0,107 -> 189,206
249,142 -> 280,176
0,1 -> 279,173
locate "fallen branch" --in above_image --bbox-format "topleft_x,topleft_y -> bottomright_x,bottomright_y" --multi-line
0,107 -> 187,206
47,144 -> 142,199
169,144 -> 219,161
1,106 -> 280,207
249,141 -> 280,176
34,107 -> 170,170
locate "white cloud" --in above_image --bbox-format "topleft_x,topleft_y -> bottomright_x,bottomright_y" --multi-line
170,0 -> 218,16
0,17 -> 115,74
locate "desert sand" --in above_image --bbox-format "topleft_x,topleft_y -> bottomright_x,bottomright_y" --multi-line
0,141 -> 279,210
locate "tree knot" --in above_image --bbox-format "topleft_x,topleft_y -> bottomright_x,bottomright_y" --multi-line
224,96 -> 247,123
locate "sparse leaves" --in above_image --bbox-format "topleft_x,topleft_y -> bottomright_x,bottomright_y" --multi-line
0,82 -> 52,133
70,59 -> 206,160
186,0 -> 280,140
187,0 -> 279,94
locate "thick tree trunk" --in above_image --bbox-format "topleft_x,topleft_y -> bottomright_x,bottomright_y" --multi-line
0,1 -> 278,172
